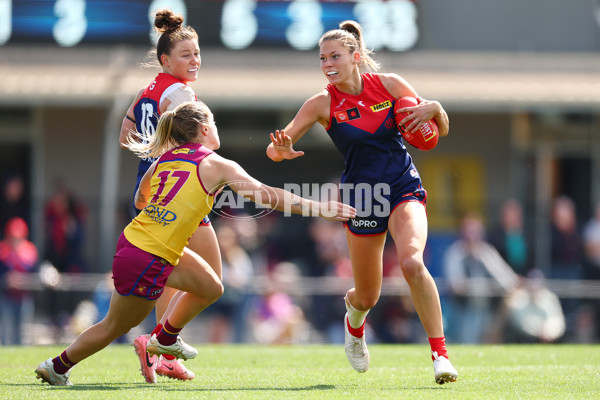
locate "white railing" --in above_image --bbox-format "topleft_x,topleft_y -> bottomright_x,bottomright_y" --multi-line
4,265 -> 600,299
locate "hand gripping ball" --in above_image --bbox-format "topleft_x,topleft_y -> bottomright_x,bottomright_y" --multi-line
394,96 -> 439,151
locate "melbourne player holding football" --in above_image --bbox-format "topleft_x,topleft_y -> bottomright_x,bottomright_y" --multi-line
267,20 -> 457,384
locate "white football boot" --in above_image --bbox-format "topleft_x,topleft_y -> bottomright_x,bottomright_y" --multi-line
146,334 -> 198,360
344,313 -> 370,373
35,358 -> 73,386
433,351 -> 458,384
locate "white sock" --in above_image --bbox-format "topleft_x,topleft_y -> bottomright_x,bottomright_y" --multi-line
345,294 -> 370,329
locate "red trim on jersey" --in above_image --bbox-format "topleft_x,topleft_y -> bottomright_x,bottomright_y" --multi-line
134,73 -> 190,115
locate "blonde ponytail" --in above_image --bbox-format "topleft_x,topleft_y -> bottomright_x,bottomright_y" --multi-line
124,101 -> 212,159
319,20 -> 380,72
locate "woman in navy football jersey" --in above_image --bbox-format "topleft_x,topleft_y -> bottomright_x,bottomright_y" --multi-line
117,8 -> 220,383
266,20 -> 457,384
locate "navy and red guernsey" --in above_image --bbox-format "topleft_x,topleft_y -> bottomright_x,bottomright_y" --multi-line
326,73 -> 426,235
132,73 -> 194,181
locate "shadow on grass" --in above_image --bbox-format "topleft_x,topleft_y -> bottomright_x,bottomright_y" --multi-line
25,383 -> 337,392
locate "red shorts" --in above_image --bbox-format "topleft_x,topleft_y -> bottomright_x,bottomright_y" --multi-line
112,233 -> 174,300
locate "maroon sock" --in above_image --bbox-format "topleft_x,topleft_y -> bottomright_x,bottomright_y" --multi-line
156,319 -> 182,346
151,323 -> 163,337
428,336 -> 449,360
162,354 -> 176,361
52,351 -> 76,375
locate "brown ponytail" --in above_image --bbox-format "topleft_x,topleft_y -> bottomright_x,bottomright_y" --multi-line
152,8 -> 198,66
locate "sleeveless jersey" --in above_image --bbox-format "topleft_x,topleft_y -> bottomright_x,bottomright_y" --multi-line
133,73 -> 196,179
326,73 -> 415,187
124,143 -> 215,265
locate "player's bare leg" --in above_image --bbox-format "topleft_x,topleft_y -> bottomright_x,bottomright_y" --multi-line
343,231 -> 386,373
388,202 -> 457,384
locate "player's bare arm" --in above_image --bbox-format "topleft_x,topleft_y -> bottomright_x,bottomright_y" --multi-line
134,161 -> 158,210
201,154 -> 355,221
266,91 -> 330,161
119,88 -> 144,148
161,86 -> 197,113
380,73 -> 449,137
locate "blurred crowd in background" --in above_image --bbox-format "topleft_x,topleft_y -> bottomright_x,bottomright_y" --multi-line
1,170 -> 599,347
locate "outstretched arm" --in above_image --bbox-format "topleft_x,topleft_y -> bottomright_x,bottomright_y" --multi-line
266,92 -> 330,161
202,154 -> 356,221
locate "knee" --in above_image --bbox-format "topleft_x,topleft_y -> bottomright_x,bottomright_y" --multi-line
203,276 -> 224,305
352,292 -> 380,311
399,255 -> 426,283
101,318 -> 135,338
210,281 -> 224,304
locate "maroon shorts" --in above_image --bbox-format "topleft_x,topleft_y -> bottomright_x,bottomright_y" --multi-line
112,233 -> 174,300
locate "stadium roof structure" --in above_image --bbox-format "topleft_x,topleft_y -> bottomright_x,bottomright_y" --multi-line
1,46 -> 599,111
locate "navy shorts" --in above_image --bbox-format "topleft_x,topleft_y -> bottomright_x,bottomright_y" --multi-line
343,174 -> 427,236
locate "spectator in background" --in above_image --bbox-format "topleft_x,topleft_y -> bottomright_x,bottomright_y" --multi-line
549,196 -> 583,340
550,196 -> 583,281
581,201 -> 600,341
42,181 -> 88,342
582,201 -> 600,280
307,217 -> 352,343
501,269 -> 565,343
0,173 -> 28,237
249,262 -> 309,344
209,223 -> 254,343
489,199 -> 532,276
443,212 -> 519,344
0,217 -> 38,345
44,181 -> 87,274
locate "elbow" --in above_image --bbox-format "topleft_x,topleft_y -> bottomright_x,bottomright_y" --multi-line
134,193 -> 147,210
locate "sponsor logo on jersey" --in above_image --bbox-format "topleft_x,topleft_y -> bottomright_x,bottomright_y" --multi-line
347,107 -> 361,120
334,107 -> 361,123
172,148 -> 197,154
336,98 -> 346,108
334,110 -> 348,122
370,100 -> 392,112
144,204 -> 177,226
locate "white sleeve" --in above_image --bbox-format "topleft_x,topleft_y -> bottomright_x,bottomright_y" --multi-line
163,86 -> 197,111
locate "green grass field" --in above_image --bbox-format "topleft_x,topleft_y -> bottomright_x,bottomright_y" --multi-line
2,344 -> 598,399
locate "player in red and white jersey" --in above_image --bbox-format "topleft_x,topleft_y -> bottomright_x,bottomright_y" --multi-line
267,20 -> 457,384
117,9 -> 217,383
